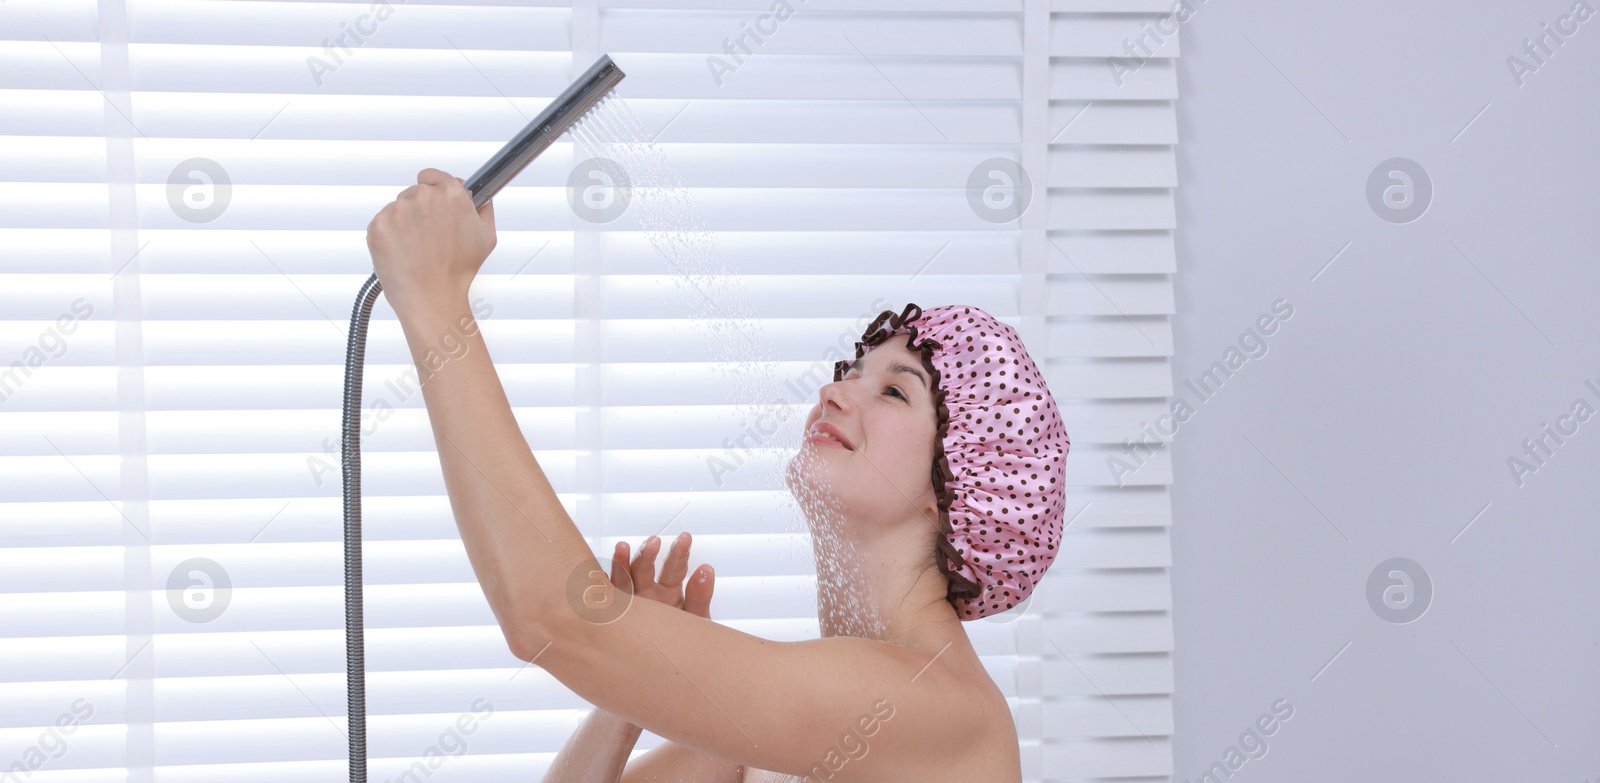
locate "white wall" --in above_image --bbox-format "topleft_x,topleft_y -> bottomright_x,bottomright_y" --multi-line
1167,1 -> 1599,780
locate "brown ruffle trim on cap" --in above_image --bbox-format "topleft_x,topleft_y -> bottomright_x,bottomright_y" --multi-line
832,302 -> 983,610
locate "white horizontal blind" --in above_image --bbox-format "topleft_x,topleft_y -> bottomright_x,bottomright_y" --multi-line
0,0 -> 1178,781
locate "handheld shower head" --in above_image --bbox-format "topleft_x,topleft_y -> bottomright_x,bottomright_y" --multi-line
341,55 -> 626,783
464,54 -> 625,209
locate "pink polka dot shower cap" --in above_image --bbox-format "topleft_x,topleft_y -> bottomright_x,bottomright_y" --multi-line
833,303 -> 1071,621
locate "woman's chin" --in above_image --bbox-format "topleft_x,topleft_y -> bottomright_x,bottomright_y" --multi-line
783,451 -> 842,502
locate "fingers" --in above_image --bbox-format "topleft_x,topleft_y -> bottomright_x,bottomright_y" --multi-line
657,532 -> 691,587
616,533 -> 711,616
629,535 -> 662,589
683,564 -> 714,619
477,197 -> 496,247
417,168 -> 456,187
402,170 -> 467,205
610,541 -> 631,589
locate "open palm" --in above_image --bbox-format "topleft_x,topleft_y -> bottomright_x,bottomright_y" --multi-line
609,532 -> 714,619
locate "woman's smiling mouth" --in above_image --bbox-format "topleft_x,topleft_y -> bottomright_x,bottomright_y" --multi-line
805,421 -> 855,450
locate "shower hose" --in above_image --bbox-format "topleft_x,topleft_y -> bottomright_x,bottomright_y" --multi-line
340,271 -> 382,781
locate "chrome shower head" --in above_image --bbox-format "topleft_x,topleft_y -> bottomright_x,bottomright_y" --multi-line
463,54 -> 626,209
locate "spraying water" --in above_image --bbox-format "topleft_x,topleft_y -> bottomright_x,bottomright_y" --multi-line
569,96 -> 889,644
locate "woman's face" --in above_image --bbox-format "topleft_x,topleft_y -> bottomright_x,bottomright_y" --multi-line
785,338 -> 940,530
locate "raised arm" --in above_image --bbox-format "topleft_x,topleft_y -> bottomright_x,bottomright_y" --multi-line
368,169 -> 983,779
367,167 -> 595,636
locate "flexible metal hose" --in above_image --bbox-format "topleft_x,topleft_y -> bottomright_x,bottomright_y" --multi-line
341,271 -> 383,783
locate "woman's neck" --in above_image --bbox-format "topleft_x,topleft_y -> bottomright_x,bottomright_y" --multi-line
809,528 -> 960,650
788,483 -> 960,649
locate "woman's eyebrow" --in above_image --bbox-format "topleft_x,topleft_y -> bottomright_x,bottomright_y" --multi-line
845,357 -> 928,390
888,361 -> 929,389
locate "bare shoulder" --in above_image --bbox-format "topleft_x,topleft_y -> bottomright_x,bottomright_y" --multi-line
736,672 -> 1019,783
777,633 -> 1023,782
944,652 -> 1023,780
897,633 -> 1022,780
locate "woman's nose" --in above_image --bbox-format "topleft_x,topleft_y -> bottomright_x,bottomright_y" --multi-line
818,378 -> 851,411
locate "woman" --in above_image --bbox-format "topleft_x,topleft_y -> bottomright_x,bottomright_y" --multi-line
368,169 -> 1071,782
